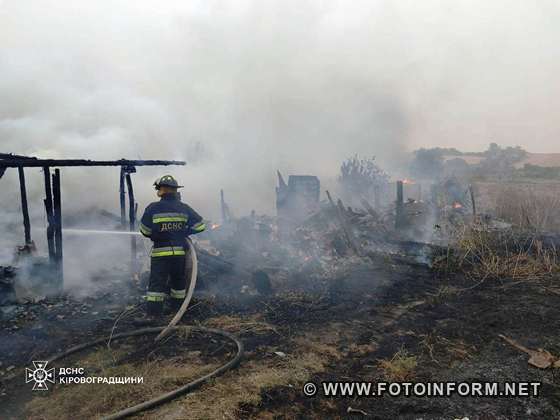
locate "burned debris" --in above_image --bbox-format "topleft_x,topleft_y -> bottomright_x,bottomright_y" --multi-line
2,149 -> 560,419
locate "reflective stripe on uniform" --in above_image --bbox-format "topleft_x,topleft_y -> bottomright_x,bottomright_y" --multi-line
140,223 -> 152,236
151,246 -> 186,257
152,212 -> 188,224
146,291 -> 167,302
170,288 -> 186,299
192,222 -> 206,233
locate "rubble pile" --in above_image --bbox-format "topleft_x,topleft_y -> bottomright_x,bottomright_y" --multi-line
197,196 -> 446,296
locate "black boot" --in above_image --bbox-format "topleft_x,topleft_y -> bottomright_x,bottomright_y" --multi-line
167,298 -> 184,314
133,301 -> 163,326
147,300 -> 164,317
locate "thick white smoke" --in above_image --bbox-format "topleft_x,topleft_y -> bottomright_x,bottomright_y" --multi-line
1,1 -> 559,276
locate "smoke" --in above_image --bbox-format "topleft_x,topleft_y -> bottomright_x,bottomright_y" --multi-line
2,0 -> 558,216
1,1 -> 559,286
0,0 -> 413,219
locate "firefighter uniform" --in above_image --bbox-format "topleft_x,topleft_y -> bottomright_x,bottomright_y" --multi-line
139,191 -> 206,316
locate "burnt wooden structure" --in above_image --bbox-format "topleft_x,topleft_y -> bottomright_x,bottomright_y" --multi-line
0,153 -> 185,290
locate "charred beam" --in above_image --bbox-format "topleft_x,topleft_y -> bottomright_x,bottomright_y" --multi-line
0,153 -> 37,160
18,167 -> 31,244
0,158 -> 185,168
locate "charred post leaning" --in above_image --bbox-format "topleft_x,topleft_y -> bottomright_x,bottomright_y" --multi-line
17,167 -> 31,244
43,166 -> 56,263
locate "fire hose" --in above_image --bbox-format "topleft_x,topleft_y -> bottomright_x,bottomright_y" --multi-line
46,236 -> 244,419
155,236 -> 198,342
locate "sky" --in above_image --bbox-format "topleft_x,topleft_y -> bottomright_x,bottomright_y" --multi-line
1,0 -> 559,218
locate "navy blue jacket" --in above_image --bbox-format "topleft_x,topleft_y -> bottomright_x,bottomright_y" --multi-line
139,193 -> 205,255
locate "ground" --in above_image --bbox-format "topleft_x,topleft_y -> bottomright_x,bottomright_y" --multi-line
1,255 -> 559,419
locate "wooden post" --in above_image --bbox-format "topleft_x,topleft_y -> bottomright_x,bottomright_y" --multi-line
395,180 -> 404,229
43,167 -> 56,263
52,169 -> 63,289
469,185 -> 477,216
125,173 -> 137,272
119,167 -> 126,228
220,189 -> 227,223
18,167 -> 31,244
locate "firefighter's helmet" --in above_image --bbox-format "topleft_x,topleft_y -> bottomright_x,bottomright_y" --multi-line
153,175 -> 183,190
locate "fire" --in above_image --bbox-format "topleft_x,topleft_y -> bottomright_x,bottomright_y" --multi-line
402,178 -> 415,185
452,202 -> 463,209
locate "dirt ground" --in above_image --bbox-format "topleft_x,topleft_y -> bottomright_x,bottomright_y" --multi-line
1,255 -> 560,419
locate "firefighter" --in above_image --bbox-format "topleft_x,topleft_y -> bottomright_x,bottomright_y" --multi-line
139,175 -> 206,319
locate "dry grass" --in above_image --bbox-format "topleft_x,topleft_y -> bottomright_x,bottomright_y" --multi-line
494,185 -> 560,231
425,285 -> 459,306
473,181 -> 560,230
160,353 -> 326,419
26,350 -> 220,419
378,348 -> 417,381
140,324 -> 342,419
202,313 -> 278,336
419,333 -> 475,366
435,224 -> 560,282
26,316 -> 342,420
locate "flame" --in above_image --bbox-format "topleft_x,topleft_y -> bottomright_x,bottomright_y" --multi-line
452,202 -> 463,209
402,178 -> 415,185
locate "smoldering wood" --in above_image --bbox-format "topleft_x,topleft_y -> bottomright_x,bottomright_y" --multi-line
43,167 -> 56,263
17,167 -> 31,244
53,169 -> 63,289
326,190 -> 361,256
360,197 -> 380,221
220,189 -> 227,223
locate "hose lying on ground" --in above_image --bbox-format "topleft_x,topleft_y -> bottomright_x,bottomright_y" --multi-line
155,236 -> 198,342
48,325 -> 244,420
45,238 -> 229,418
